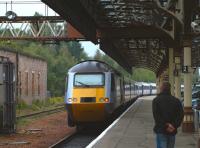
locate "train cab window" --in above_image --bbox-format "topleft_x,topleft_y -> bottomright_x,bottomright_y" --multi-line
74,73 -> 105,87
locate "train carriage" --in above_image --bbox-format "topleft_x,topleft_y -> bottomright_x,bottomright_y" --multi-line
65,60 -> 125,126
65,60 -> 156,126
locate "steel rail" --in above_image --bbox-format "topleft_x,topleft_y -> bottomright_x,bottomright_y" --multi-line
48,97 -> 139,148
48,132 -> 78,148
16,105 -> 65,120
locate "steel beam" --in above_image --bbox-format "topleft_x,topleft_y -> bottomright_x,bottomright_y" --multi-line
42,0 -> 97,43
100,39 -> 132,73
100,26 -> 174,45
0,16 -> 63,22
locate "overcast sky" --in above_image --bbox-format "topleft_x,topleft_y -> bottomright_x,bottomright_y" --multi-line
0,0 -> 101,57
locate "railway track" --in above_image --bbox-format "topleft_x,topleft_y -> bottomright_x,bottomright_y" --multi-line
49,126 -> 105,148
49,98 -> 138,148
49,133 -> 78,148
16,105 -> 65,120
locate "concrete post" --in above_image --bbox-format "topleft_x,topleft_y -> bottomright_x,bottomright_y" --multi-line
174,57 -> 181,99
163,69 -> 169,82
169,48 -> 174,96
156,77 -> 160,94
160,72 -> 164,85
158,69 -> 169,92
182,46 -> 194,133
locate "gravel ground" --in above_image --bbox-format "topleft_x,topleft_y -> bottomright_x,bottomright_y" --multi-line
0,111 -> 76,148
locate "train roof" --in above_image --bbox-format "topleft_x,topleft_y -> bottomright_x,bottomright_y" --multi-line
135,82 -> 156,86
149,83 -> 156,86
68,60 -> 120,73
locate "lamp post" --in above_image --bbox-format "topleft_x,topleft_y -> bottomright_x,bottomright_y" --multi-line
5,11 -> 17,20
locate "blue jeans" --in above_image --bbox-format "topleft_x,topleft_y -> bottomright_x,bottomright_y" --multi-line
156,133 -> 175,148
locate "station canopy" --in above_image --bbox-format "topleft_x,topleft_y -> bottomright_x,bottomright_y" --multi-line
42,0 -> 183,74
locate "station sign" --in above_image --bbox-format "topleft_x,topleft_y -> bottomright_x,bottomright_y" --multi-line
182,66 -> 189,73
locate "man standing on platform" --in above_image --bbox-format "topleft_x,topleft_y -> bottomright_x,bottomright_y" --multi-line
152,82 -> 184,148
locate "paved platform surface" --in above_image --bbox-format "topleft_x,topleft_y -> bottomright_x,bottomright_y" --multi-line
88,96 -> 198,148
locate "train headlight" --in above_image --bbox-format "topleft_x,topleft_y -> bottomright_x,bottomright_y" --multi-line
99,98 -> 104,102
68,98 -> 72,102
99,98 -> 109,103
68,98 -> 77,102
72,98 -> 77,102
104,98 -> 109,102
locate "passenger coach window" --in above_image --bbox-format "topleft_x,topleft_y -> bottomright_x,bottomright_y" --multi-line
111,74 -> 115,91
116,78 -> 121,97
74,73 -> 104,87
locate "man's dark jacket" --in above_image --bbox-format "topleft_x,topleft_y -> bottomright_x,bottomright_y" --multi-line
152,92 -> 184,135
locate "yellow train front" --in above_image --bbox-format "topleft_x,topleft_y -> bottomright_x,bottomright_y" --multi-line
65,60 -> 125,126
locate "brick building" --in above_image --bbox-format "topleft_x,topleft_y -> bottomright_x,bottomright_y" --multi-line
0,48 -> 47,104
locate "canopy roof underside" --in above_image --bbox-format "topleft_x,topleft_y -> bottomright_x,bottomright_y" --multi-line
42,0 -> 198,74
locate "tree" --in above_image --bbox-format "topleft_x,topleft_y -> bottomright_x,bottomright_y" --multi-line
0,40 -> 79,96
66,41 -> 88,61
132,68 -> 156,82
94,50 -> 103,60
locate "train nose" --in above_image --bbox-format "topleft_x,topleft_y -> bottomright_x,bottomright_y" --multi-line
72,104 -> 106,122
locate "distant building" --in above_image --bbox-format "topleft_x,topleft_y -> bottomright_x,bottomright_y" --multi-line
0,48 -> 47,104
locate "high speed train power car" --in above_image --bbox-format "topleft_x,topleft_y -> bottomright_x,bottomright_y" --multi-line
65,60 -> 156,126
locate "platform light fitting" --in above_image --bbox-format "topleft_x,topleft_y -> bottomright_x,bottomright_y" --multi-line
193,36 -> 200,44
191,22 -> 198,29
5,11 -> 17,20
191,21 -> 200,32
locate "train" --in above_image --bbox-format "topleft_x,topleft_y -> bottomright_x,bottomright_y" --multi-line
65,60 -> 156,126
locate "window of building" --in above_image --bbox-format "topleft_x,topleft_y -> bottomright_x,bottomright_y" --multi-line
38,73 -> 40,96
25,72 -> 28,96
18,71 -> 22,97
32,72 -> 35,96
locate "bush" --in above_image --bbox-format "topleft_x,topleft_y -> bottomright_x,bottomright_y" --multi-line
16,97 -> 64,115
32,99 -> 45,108
31,104 -> 41,111
16,99 -> 29,110
47,97 -> 64,105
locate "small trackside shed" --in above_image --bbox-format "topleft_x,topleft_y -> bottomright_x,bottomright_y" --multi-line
0,47 -> 47,104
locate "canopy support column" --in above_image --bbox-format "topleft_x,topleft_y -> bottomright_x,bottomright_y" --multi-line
169,48 -> 174,95
174,56 -> 181,99
182,45 -> 194,133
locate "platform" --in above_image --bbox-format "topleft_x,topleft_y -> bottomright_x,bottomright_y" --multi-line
87,96 -> 198,148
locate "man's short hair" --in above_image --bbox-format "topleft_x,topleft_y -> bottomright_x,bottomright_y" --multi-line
160,82 -> 171,93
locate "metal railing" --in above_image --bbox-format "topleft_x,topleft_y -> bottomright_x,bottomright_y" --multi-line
194,109 -> 200,132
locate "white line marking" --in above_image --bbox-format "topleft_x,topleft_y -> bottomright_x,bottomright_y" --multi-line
86,99 -> 142,148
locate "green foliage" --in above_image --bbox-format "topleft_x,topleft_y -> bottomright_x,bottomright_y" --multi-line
0,12 -> 89,96
31,104 -> 41,111
132,68 -> 156,82
93,50 -> 156,82
16,99 -> 29,110
17,118 -> 29,127
0,40 -> 88,96
94,50 -> 103,60
16,97 -> 64,114
48,97 -> 64,105
65,41 -> 88,61
32,99 -> 45,108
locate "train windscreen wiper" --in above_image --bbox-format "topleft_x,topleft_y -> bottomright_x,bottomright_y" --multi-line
75,81 -> 90,87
